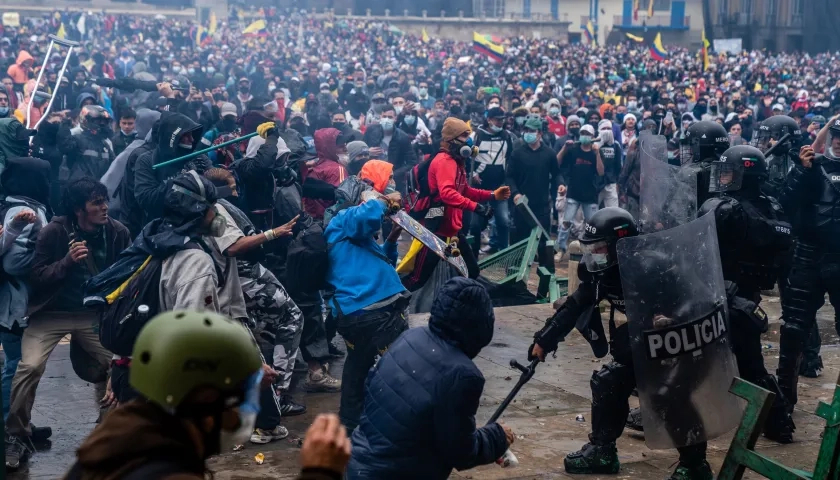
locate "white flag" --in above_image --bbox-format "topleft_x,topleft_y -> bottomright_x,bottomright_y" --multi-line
76,14 -> 86,36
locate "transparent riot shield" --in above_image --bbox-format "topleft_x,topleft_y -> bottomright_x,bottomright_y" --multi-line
616,212 -> 741,449
639,134 -> 697,233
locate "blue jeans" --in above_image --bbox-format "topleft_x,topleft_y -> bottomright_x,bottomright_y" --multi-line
469,198 -> 510,250
0,331 -> 22,420
557,198 -> 598,252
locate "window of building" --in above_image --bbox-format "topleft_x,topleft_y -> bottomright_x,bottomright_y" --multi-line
740,0 -> 752,17
717,0 -> 729,24
793,0 -> 804,15
766,0 -> 776,24
653,0 -> 671,11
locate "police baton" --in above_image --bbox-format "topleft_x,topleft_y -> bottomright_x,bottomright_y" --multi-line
486,358 -> 540,468
152,132 -> 259,170
762,133 -> 791,158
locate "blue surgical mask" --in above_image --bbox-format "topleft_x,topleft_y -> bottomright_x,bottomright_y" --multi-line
418,87 -> 428,96
380,118 -> 394,131
667,151 -> 677,160
579,136 -> 593,145
465,137 -> 474,147
404,115 -> 416,126
489,124 -> 502,133
523,132 -> 538,144
549,107 -> 560,116
0,106 -> 9,117
515,117 -> 526,126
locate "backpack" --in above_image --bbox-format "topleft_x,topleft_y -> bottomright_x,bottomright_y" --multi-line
285,221 -> 329,293
406,155 -> 444,232
96,242 -> 203,356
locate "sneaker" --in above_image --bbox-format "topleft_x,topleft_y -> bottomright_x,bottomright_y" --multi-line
302,369 -> 342,393
279,394 -> 307,416
563,442 -> 620,474
327,340 -> 345,359
626,407 -> 644,432
250,425 -> 290,444
800,355 -> 823,378
668,461 -> 714,480
554,251 -> 566,262
5,435 -> 31,470
480,245 -> 498,255
30,424 -> 52,443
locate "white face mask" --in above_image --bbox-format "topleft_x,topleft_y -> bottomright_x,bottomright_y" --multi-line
488,103 -> 500,109
337,153 -> 350,166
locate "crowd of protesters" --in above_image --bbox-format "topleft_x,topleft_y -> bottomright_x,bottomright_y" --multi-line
0,6 -> 835,478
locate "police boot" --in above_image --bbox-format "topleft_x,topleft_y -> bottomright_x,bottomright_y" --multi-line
799,355 -> 823,378
668,461 -> 714,480
625,407 -> 644,432
758,375 -> 796,444
776,324 -> 807,409
564,442 -> 620,474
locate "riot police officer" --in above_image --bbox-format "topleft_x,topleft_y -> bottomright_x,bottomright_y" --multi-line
751,115 -> 823,378
777,119 -> 840,433
679,121 -> 731,208
701,145 -> 795,443
529,208 -> 713,480
752,115 -> 803,198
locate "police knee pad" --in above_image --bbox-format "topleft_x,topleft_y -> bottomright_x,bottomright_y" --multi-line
590,363 -> 630,401
779,321 -> 809,344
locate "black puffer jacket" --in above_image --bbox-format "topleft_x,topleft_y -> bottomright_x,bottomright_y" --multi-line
57,118 -> 116,182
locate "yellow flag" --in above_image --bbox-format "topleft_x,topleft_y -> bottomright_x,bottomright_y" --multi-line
56,23 -> 66,39
421,28 -> 430,43
647,0 -> 655,17
701,29 -> 709,71
242,19 -> 266,35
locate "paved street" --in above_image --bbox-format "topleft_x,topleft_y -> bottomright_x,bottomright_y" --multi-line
7,296 -> 840,479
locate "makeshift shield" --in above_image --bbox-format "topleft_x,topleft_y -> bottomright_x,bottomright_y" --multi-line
616,212 -> 740,449
639,134 -> 697,233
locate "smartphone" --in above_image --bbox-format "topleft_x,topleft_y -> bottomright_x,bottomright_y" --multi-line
665,111 -> 674,124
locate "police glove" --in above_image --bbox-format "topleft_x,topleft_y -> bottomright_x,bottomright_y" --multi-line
474,203 -> 494,219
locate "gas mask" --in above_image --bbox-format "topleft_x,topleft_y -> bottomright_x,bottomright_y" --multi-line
208,207 -> 227,237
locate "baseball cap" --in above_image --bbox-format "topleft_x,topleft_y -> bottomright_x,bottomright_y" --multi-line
320,82 -> 330,90
580,125 -> 596,136
220,102 -> 237,118
487,107 -> 505,119
772,104 -> 784,111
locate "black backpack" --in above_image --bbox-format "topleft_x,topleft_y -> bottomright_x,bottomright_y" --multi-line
97,243 -> 204,356
285,222 -> 329,293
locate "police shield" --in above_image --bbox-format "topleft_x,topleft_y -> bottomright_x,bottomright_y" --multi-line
639,134 -> 697,233
616,212 -> 740,449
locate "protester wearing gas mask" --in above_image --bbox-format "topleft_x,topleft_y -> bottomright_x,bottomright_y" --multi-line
404,117 -> 510,288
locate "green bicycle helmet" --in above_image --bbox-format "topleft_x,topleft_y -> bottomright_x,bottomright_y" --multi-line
130,310 -> 262,410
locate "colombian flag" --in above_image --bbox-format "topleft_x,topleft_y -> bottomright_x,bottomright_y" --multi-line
472,32 -> 504,63
649,32 -> 667,61
584,21 -> 596,46
243,19 -> 267,37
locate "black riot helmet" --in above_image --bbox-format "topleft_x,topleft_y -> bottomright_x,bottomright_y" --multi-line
826,118 -> 840,161
680,121 -> 730,164
709,145 -> 767,194
580,207 -> 639,273
751,115 -> 803,154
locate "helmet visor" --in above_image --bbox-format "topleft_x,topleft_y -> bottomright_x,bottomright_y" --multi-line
581,239 -> 614,273
709,162 -> 744,193
750,129 -> 775,152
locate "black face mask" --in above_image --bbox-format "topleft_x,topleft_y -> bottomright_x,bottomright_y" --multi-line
290,122 -> 307,135
190,100 -> 202,109
222,117 -> 237,131
568,127 -> 581,137
449,105 -> 462,115
332,122 -> 346,129
239,86 -> 250,94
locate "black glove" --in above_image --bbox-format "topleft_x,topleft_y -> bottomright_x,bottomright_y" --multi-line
474,203 -> 494,219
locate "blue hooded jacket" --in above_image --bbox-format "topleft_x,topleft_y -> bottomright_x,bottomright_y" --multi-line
347,277 -> 508,479
323,198 -> 404,315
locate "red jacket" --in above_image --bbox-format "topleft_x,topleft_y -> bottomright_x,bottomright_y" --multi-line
547,116 -> 567,137
427,151 -> 493,237
303,128 -> 347,220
